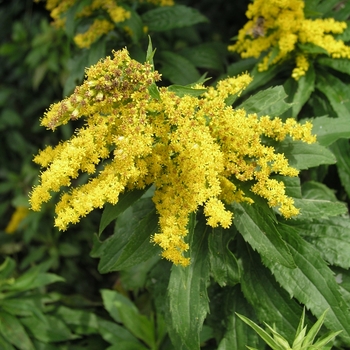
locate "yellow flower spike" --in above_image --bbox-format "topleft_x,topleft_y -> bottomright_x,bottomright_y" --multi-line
30,48 -> 316,266
230,0 -> 350,79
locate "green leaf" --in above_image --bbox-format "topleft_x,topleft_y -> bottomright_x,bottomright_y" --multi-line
0,334 -> 15,350
317,57 -> 350,76
167,213 -> 210,350
235,313 -> 285,350
21,315 -> 78,343
98,319 -> 140,345
146,35 -> 155,67
298,43 -> 329,55
106,341 -> 149,350
330,139 -> 350,198
99,188 -> 147,235
239,242 -> 304,343
231,201 -> 295,268
93,199 -> 160,272
217,287 -> 261,350
148,83 -> 160,100
0,257 -> 16,280
159,51 -> 200,85
55,306 -> 99,333
180,42 -> 226,71
312,116 -> 350,147
227,58 -> 257,77
283,64 -> 315,118
113,299 -> 155,348
315,71 -> 350,118
237,86 -> 291,117
167,85 -> 207,97
0,297 -> 44,319
142,5 -> 208,32
0,311 -> 34,350
288,216 -> 350,269
119,6 -> 144,44
101,289 -> 138,324
241,64 -> 285,96
274,139 -> 336,170
208,227 -> 240,287
269,224 -> 350,345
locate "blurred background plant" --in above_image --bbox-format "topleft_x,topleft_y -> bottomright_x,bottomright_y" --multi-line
1,0 -> 350,349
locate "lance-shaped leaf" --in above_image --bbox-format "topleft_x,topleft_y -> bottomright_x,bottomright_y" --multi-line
273,139 -> 336,170
217,287 -> 262,350
231,201 -> 295,268
287,216 -> 350,269
99,188 -> 147,235
238,86 -> 291,118
208,226 -> 240,287
92,198 -> 160,273
330,139 -> 350,198
167,213 -> 210,349
239,241 -> 304,343
283,64 -> 315,118
315,72 -> 350,118
312,116 -> 350,147
142,5 -> 208,32
269,224 -> 350,345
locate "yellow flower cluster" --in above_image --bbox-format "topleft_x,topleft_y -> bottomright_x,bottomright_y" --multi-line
35,0 -> 173,48
229,0 -> 350,80
30,49 -> 316,266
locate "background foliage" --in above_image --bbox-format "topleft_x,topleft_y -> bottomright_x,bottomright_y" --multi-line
2,0 -> 350,349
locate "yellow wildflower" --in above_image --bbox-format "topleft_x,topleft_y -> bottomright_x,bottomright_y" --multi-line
30,48 -> 316,266
230,0 -> 350,79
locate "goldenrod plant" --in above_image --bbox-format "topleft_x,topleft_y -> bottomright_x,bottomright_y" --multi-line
2,0 -> 350,349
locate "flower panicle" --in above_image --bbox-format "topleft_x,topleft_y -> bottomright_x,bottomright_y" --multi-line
30,48 -> 316,266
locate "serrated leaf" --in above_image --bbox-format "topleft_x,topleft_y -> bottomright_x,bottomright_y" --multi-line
312,116 -> 350,147
315,72 -> 350,118
208,227 -> 240,287
159,51 -> 200,85
330,139 -> 350,198
0,311 -> 34,350
142,5 -> 208,32
269,224 -> 350,345
239,243 -> 304,343
288,216 -> 350,269
231,201 -> 295,268
293,198 -> 347,220
99,188 -> 147,235
238,86 -> 291,117
274,139 -> 336,170
167,213 -> 210,350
